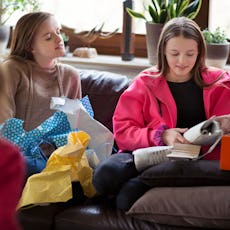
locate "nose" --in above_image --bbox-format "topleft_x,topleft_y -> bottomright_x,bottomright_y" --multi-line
55,33 -> 63,43
178,54 -> 186,65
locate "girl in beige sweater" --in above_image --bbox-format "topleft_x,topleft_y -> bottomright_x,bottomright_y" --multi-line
0,12 -> 81,130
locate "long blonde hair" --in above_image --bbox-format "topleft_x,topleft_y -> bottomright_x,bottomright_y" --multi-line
10,12 -> 52,60
157,17 -> 209,88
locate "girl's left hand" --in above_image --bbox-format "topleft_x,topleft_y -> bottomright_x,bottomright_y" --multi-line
162,128 -> 190,146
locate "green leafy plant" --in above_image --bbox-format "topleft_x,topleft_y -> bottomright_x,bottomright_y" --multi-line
61,32 -> 69,44
202,27 -> 228,44
0,0 -> 40,25
126,0 -> 202,24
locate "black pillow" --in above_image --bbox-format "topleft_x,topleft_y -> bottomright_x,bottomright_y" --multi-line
140,160 -> 230,187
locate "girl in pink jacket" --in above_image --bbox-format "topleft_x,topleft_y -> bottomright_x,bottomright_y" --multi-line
113,67 -> 230,154
93,17 -> 230,211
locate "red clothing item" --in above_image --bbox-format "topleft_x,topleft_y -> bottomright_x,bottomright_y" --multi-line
0,139 -> 25,230
113,67 -> 230,159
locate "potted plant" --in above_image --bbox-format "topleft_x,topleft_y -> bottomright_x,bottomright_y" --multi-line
202,27 -> 230,68
127,0 -> 202,64
61,32 -> 70,55
0,0 -> 40,53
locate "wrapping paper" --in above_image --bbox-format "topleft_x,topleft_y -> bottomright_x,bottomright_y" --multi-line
18,131 -> 96,209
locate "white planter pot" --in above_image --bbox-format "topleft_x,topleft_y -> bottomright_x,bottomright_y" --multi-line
206,43 -> 230,68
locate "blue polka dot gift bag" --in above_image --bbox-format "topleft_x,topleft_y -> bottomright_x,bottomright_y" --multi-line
0,111 -> 73,177
0,96 -> 94,177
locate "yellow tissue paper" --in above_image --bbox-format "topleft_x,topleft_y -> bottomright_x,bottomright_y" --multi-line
18,131 -> 96,209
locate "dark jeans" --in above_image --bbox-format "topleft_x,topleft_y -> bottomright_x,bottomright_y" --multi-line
93,153 -> 150,211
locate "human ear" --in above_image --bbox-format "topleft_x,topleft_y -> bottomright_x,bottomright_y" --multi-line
25,42 -> 34,53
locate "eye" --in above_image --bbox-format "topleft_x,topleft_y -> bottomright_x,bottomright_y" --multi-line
187,53 -> 195,57
171,53 -> 179,56
45,34 -> 52,41
57,29 -> 61,35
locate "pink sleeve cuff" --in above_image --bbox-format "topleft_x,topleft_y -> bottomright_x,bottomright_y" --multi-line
153,125 -> 169,146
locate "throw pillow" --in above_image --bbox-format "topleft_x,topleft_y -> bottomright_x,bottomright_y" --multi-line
127,186 -> 230,228
139,160 -> 230,187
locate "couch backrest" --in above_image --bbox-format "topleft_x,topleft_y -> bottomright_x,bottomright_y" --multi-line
79,70 -> 130,132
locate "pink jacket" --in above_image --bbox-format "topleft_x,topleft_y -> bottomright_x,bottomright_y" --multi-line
113,67 -> 230,159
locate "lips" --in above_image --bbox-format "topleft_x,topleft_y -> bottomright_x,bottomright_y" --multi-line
55,44 -> 64,50
176,65 -> 188,70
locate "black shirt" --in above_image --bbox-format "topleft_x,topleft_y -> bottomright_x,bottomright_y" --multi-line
167,78 -> 206,128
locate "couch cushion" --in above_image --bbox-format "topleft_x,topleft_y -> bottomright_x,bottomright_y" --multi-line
80,70 -> 130,132
127,186 -> 230,229
18,203 -> 69,230
54,196 -> 201,230
55,196 -> 157,230
139,160 -> 230,187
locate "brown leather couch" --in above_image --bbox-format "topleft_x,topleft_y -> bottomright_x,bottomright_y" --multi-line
17,70 -> 222,230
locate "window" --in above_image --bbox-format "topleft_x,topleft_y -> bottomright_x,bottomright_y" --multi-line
40,0 -> 148,57
209,0 -> 230,38
6,0 -> 216,58
41,0 -> 148,34
41,0 -> 124,33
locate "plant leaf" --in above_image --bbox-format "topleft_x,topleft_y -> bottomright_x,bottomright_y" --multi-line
151,0 -> 160,14
183,0 -> 202,19
176,0 -> 183,15
168,0 -> 176,19
177,0 -> 190,16
159,9 -> 167,23
159,0 -> 167,9
202,27 -> 227,44
126,8 -> 147,21
149,5 -> 159,23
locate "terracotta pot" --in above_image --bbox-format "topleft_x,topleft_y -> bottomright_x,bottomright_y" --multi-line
206,43 -> 230,68
0,25 -> 10,54
145,22 -> 163,65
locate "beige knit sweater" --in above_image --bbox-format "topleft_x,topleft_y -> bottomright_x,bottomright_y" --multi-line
0,57 -> 81,131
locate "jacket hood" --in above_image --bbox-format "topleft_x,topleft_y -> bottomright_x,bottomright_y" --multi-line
136,66 -> 230,89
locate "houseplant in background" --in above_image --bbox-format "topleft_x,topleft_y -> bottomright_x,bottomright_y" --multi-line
202,27 -> 230,68
127,0 -> 202,65
61,32 -> 70,55
0,0 -> 40,54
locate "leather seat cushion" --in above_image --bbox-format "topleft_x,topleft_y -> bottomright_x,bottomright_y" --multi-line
55,196 -> 158,230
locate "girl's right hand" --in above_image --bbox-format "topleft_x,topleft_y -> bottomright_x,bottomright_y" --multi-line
215,115 -> 230,134
162,128 -> 190,146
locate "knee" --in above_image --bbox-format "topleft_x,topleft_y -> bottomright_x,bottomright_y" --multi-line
93,159 -> 119,195
116,177 -> 149,211
93,153 -> 137,195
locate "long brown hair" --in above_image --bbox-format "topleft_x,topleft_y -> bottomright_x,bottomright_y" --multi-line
10,12 -> 53,60
0,66 -> 6,106
157,17 -> 209,88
